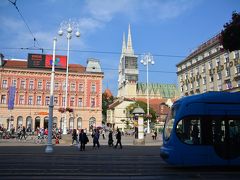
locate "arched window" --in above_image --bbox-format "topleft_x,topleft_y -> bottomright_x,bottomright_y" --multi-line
17,116 -> 23,128
26,116 -> 33,132
69,117 -> 74,130
35,116 -> 41,130
89,117 -> 96,132
44,116 -> 49,129
53,116 -> 58,128
77,117 -> 82,129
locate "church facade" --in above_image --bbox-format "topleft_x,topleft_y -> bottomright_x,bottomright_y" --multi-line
107,25 -> 178,131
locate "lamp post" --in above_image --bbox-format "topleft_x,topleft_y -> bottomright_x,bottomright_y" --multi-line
58,20 -> 80,134
140,53 -> 154,134
45,37 -> 57,153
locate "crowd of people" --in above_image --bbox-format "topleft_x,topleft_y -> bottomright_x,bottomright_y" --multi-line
70,128 -> 123,151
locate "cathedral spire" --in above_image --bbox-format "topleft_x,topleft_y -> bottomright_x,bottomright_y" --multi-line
126,24 -> 134,55
121,32 -> 126,54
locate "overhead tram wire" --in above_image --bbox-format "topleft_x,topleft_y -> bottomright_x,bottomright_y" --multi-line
2,47 -> 186,59
8,0 -> 43,53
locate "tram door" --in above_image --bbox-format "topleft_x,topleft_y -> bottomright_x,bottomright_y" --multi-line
213,119 -> 240,160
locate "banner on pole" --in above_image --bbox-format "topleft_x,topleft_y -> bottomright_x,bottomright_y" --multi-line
8,86 -> 16,110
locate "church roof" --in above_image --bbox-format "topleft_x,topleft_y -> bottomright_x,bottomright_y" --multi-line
137,83 -> 178,98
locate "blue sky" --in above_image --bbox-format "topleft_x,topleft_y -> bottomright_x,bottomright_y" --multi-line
0,0 -> 239,96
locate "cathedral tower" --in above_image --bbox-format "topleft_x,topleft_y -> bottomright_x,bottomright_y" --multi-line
117,25 -> 138,98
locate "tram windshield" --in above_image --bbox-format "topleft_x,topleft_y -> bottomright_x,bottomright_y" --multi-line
163,106 -> 177,140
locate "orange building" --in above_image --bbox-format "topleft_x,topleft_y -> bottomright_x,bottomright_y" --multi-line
0,53 -> 103,132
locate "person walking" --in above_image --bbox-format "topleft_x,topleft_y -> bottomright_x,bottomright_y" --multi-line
92,129 -> 100,149
114,129 -> 122,149
108,130 -> 114,147
71,129 -> 78,145
79,129 -> 88,151
20,126 -> 26,140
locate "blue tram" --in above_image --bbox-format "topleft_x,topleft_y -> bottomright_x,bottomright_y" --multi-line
160,92 -> 240,166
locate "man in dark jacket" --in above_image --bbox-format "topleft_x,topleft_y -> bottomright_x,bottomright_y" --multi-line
79,129 -> 88,151
114,129 -> 122,149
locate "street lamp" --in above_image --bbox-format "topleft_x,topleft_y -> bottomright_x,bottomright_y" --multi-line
140,53 -> 154,134
58,19 -> 80,135
45,37 -> 57,153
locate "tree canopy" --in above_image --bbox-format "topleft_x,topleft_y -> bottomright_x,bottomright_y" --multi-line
220,11 -> 240,52
126,100 -> 157,123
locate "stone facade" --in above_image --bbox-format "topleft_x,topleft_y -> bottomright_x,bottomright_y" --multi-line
0,55 -> 103,132
176,34 -> 240,97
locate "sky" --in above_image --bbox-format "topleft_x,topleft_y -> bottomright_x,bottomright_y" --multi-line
0,0 -> 240,96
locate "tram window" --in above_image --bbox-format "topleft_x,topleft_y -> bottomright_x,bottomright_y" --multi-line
176,117 -> 201,145
164,107 -> 176,140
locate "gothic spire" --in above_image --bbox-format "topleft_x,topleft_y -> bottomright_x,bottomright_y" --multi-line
121,32 -> 126,54
126,24 -> 134,55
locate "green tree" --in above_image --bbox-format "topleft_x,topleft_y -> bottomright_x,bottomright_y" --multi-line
126,100 -> 157,123
220,11 -> 240,52
102,93 -> 114,124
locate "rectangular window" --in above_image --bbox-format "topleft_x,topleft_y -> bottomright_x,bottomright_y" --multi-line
234,50 -> 239,59
91,97 -> 95,107
62,97 -> 66,107
70,83 -> 76,91
20,80 -> 26,89
46,81 -> 50,90
38,81 -> 42,90
216,57 -> 220,67
19,95 -> 24,105
45,96 -> 50,105
12,79 -> 17,87
208,61 -> 212,69
236,65 -> 240,74
203,77 -> 206,85
224,53 -> 229,63
91,84 -> 96,93
1,95 -> 6,104
37,96 -> 42,105
209,75 -> 214,83
79,83 -> 84,92
54,82 -> 59,90
202,65 -> 205,73
54,97 -> 58,105
78,98 -> 83,107
29,80 -> 34,90
217,72 -> 222,80
237,80 -> 240,87
196,79 -> 200,87
70,97 -> 75,106
2,80 -> 7,89
28,96 -> 33,105
226,68 -> 231,77
62,82 -> 66,91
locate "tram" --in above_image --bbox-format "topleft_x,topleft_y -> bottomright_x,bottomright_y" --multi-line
160,92 -> 240,166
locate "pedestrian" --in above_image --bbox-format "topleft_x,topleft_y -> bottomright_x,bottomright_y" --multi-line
154,131 -> 157,140
72,129 -> 78,145
108,130 -> 114,147
92,129 -> 100,149
102,129 -> 105,139
114,129 -> 122,149
20,126 -> 26,140
151,131 -> 155,140
79,129 -> 88,151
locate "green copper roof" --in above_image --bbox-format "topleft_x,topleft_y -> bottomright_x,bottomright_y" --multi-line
137,83 -> 178,98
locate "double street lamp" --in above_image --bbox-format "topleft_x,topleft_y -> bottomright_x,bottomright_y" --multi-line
58,20 -> 80,135
45,37 -> 57,153
140,53 -> 154,134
